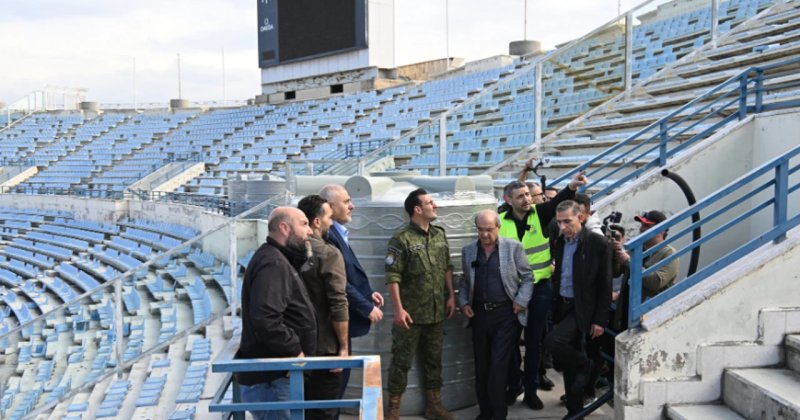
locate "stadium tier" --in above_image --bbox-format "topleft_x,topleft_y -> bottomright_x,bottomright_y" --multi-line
2,0 -> 800,418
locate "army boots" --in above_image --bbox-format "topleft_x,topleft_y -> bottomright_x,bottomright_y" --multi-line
424,389 -> 455,420
386,393 -> 402,420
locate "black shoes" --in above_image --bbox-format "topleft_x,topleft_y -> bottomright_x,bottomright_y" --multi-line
523,393 -> 544,410
505,386 -> 524,406
539,373 -> 555,391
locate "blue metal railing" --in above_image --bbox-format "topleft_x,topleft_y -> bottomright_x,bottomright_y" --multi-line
551,56 -> 800,201
625,142 -> 800,328
210,354 -> 383,420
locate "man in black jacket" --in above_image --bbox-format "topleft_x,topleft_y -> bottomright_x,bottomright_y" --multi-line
545,200 -> 612,417
237,206 -> 316,420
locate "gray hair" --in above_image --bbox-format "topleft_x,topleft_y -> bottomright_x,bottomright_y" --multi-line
319,184 -> 345,202
556,200 -> 581,216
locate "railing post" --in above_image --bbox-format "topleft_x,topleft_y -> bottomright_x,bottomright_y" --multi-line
659,120 -> 669,166
534,61 -> 543,149
113,276 -> 125,379
290,370 -> 304,420
627,246 -> 644,329
229,221 -> 238,318
754,68 -> 764,113
439,114 -> 447,176
738,74 -> 749,120
357,159 -> 365,176
711,0 -> 720,46
774,160 -> 789,243
624,11 -> 634,99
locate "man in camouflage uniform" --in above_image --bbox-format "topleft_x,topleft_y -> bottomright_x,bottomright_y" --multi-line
385,188 -> 457,420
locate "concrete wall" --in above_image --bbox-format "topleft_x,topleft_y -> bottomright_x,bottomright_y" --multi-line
0,194 -> 127,224
601,109 -> 800,417
594,110 -> 800,282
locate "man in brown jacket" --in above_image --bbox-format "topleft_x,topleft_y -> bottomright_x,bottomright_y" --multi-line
297,195 -> 349,420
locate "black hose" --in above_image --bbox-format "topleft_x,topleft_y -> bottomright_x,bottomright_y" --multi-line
564,388 -> 614,420
661,169 -> 700,277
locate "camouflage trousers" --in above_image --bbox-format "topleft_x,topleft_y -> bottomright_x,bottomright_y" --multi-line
387,321 -> 444,395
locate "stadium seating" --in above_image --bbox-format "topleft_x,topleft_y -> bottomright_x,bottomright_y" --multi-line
0,0 -> 796,417
0,208 -> 238,418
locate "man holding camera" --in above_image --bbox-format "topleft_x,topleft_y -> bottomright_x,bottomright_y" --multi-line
613,210 -> 679,301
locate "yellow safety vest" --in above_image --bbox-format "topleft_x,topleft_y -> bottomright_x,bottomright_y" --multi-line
499,209 -> 552,284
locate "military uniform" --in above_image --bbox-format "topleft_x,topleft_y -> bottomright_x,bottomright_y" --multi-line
385,221 -> 452,395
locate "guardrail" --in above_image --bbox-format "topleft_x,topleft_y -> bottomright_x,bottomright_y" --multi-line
625,142 -> 800,328
210,353 -> 383,420
549,56 -> 800,201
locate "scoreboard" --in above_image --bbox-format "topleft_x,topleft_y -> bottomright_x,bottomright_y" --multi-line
257,0 -> 368,68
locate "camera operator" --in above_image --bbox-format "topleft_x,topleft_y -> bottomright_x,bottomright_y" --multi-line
614,211 -> 679,301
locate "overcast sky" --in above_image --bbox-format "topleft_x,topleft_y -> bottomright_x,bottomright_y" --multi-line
0,0 -> 643,106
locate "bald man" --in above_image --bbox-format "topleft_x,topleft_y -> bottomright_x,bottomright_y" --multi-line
459,210 -> 534,420
237,207 -> 316,420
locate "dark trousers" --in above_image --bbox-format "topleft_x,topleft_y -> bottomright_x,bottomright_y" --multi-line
508,280 -> 553,394
472,302 -> 518,420
335,337 -> 357,420
545,300 -> 590,413
305,364 -> 343,420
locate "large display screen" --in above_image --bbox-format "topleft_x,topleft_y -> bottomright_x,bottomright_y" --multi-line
257,0 -> 367,68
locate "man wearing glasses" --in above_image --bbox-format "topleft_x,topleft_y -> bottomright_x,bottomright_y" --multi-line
459,209 -> 533,420
500,172 -> 588,410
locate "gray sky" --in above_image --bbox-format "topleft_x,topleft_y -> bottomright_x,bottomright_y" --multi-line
0,0 -> 642,106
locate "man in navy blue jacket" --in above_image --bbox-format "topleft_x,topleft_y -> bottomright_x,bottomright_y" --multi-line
320,185 -> 384,408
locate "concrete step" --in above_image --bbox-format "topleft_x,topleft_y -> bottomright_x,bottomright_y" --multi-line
788,334 -> 800,373
723,368 -> 800,419
666,404 -> 745,420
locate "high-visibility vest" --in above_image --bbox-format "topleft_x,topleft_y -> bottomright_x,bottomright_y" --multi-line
499,209 -> 552,283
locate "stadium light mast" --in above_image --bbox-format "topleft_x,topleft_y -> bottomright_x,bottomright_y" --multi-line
524,0 -> 528,40
445,0 -> 450,70
132,57 -> 137,111
177,53 -> 182,100
221,48 -> 226,105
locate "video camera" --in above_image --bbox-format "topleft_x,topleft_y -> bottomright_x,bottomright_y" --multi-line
601,211 -> 623,241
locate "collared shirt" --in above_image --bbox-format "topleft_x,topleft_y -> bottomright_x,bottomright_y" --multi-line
508,211 -> 530,242
332,221 -> 349,245
560,234 -> 581,298
474,244 -> 507,303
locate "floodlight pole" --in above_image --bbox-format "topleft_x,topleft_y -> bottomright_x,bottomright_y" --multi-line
133,57 -> 137,111
445,0 -> 450,70
222,48 -> 226,104
177,53 -> 182,100
524,0 -> 528,40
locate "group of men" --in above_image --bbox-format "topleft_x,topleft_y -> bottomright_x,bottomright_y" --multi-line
236,169 -> 679,420
236,184 -> 384,420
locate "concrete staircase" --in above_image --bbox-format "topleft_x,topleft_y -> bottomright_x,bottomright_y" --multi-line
668,333 -> 800,419
631,306 -> 800,420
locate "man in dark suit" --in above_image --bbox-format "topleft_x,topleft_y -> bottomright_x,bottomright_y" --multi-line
545,200 -> 612,417
319,184 -> 384,408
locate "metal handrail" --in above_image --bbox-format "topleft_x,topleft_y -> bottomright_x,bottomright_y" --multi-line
548,56 -> 800,201
625,142 -> 800,328
210,353 -> 382,420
